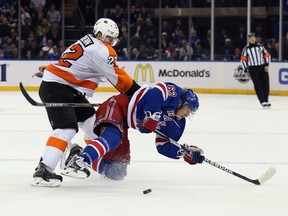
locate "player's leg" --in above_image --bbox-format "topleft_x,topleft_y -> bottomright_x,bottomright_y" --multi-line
32,82 -> 78,187
75,93 -> 98,144
63,94 -> 129,178
92,127 -> 130,180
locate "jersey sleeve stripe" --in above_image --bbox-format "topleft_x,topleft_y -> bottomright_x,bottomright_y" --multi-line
155,82 -> 168,100
127,87 -> 147,129
46,64 -> 98,90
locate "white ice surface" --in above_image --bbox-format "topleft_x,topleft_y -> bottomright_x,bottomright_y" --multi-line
0,91 -> 287,216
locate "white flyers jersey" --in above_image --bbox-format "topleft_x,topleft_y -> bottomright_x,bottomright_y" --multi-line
42,34 -> 133,97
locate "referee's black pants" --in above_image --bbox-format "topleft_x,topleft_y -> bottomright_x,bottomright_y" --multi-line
249,65 -> 270,104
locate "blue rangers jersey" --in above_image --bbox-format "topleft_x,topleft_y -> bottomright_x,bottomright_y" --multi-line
127,82 -> 186,159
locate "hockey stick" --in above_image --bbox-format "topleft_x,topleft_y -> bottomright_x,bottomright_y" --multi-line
154,129 -> 276,185
19,82 -> 102,108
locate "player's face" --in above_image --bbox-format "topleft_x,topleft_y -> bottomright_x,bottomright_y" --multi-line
104,36 -> 119,46
176,105 -> 192,120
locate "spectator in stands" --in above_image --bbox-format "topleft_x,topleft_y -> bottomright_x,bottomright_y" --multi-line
200,29 -> 210,55
166,50 -> 179,61
130,47 -> 146,60
190,30 -> 200,50
172,30 -> 187,48
119,18 -> 128,37
138,6 -> 151,20
110,4 -> 125,26
30,0 -> 46,9
47,22 -> 61,46
173,19 -> 185,36
46,45 -> 60,60
223,38 -> 234,61
179,39 -> 193,57
116,31 -> 129,60
41,38 -> 53,54
38,27 -> 48,47
36,49 -> 46,59
7,5 -> 18,24
0,17 -> 11,41
254,23 -> 266,41
215,27 -> 230,57
0,46 -> 7,60
28,38 -> 40,58
20,6 -> 31,26
264,39 -> 278,61
234,24 -> 246,49
179,48 -> 189,61
130,5 -> 138,24
3,36 -> 16,58
46,4 -> 61,24
130,17 -> 147,48
161,20 -> 173,40
160,32 -> 169,54
25,50 -> 32,59
232,47 -> 241,61
10,47 -> 19,59
192,40 -> 209,60
146,29 -> 158,49
164,41 -> 175,58
21,16 -> 33,39
20,39 -> 27,58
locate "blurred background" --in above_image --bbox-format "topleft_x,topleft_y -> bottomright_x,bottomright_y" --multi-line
0,0 -> 287,61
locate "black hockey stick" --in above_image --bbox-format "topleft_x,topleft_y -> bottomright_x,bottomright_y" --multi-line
154,129 -> 276,185
19,82 -> 102,108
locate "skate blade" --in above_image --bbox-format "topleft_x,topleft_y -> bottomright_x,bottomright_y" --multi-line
31,177 -> 61,187
61,168 -> 89,179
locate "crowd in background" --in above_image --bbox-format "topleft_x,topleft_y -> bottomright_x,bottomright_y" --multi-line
0,0 -> 286,61
0,0 -> 62,60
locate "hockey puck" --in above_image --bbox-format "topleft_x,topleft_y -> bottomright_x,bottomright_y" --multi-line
143,189 -> 152,194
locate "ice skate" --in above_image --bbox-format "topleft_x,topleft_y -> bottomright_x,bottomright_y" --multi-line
60,143 -> 83,170
32,162 -> 63,187
62,155 -> 90,179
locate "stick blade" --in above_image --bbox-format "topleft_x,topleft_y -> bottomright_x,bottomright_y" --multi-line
19,82 -> 38,106
257,167 -> 276,185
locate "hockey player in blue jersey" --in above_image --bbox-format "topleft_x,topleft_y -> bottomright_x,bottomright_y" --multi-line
63,82 -> 204,181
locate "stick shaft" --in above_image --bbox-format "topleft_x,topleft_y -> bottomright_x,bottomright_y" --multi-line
19,82 -> 101,107
154,129 -> 260,185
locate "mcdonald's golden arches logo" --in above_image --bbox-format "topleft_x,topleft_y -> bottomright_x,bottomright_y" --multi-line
134,63 -> 154,82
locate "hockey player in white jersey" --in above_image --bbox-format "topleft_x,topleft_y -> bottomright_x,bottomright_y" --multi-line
32,18 -> 140,187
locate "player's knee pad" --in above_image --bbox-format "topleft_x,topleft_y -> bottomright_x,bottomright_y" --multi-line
100,159 -> 128,180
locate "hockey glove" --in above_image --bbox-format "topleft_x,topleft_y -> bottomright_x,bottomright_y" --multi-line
177,144 -> 205,165
142,111 -> 161,133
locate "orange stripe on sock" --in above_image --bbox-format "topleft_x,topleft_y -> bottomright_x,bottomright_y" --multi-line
46,136 -> 68,152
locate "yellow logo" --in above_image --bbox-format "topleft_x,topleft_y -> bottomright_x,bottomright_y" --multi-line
134,63 -> 154,82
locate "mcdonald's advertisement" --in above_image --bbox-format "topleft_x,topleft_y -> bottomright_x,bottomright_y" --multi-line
0,60 -> 287,95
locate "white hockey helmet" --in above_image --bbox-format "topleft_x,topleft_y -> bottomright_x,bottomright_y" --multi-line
93,18 -> 119,46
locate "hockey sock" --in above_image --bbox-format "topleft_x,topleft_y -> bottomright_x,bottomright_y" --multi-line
81,126 -> 122,165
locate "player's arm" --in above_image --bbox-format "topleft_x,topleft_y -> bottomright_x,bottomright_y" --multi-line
139,83 -> 169,133
113,66 -> 140,96
100,45 -> 140,96
155,134 -> 204,165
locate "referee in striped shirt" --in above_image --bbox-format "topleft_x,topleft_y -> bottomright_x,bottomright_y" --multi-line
241,32 -> 271,108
